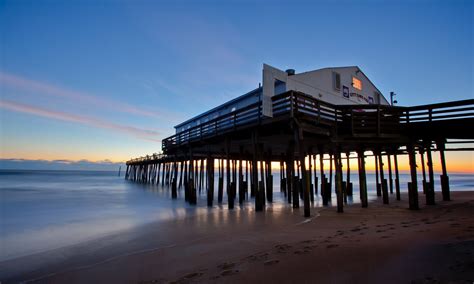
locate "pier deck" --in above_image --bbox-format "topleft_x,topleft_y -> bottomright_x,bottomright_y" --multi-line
126,91 -> 474,216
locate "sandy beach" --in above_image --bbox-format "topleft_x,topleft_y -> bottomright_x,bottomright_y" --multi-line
1,191 -> 473,284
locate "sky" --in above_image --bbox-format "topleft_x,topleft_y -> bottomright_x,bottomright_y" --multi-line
0,0 -> 473,171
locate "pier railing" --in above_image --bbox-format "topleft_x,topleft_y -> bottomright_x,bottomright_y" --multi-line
161,91 -> 474,152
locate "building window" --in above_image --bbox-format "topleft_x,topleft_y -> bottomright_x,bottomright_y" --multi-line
332,72 -> 341,91
352,77 -> 362,91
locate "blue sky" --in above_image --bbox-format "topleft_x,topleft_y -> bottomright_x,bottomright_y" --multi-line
0,0 -> 472,167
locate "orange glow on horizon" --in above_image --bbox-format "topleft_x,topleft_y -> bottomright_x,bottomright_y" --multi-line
2,151 -> 473,173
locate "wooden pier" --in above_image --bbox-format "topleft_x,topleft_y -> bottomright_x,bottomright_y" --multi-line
126,91 -> 474,217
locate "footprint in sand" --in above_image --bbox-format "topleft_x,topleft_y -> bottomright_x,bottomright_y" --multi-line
173,272 -> 203,283
293,249 -> 311,255
274,244 -> 292,253
326,244 -> 339,249
221,269 -> 239,276
245,252 -> 269,261
264,259 -> 280,266
218,262 -> 235,270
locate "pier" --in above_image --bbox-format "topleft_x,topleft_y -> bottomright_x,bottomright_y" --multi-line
126,91 -> 474,217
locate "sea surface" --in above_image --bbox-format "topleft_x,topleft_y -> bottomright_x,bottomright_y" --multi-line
0,169 -> 473,262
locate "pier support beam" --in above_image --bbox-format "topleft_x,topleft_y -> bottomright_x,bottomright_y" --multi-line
295,128 -> 310,217
420,148 -> 427,194
437,141 -> 450,201
407,144 -> 419,210
387,154 -> 393,195
378,152 -> 389,204
313,154 -> 318,196
319,152 -> 328,206
394,153 -> 401,201
218,159 -> 224,203
207,157 -> 214,207
172,160 -> 178,199
426,142 -> 436,205
335,150 -> 344,213
357,150 -> 368,208
374,152 -> 381,196
346,153 -> 353,197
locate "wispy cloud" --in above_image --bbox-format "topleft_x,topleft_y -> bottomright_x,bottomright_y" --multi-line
0,100 -> 162,142
0,71 -> 182,122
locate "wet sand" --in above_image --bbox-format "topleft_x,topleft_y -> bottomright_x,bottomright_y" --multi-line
1,191 -> 474,283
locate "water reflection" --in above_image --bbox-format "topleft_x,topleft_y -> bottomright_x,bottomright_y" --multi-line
1,170 -> 472,262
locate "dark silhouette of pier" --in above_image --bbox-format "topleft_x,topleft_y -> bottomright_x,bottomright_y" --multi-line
125,91 -> 474,217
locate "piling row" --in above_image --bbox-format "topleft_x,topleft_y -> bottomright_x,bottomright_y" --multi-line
125,139 -> 452,217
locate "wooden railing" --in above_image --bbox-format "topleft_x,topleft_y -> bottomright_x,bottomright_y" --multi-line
127,153 -> 167,165
162,101 -> 262,151
161,91 -> 474,152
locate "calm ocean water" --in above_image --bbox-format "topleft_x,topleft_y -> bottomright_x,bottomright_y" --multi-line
0,169 -> 472,261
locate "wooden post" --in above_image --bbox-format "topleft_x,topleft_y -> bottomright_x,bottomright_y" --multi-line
420,149 -> 427,194
319,153 -> 327,205
296,128 -> 310,217
156,163 -> 161,185
394,153 -> 401,201
259,156 -> 266,206
313,154 -> 318,196
346,152 -> 352,196
329,154 -> 333,193
218,159 -> 224,203
239,158 -> 244,204
335,150 -> 344,213
378,153 -> 389,204
408,144 -> 419,210
374,152 -> 381,196
207,157 -> 214,207
437,141 -> 450,201
245,160 -> 249,196
227,156 -> 233,209
252,132 -> 263,211
172,160 -> 178,199
161,161 -> 166,187
184,160 -> 189,201
291,152 -> 299,208
286,159 -> 293,204
387,154 -> 393,194
179,161 -> 184,188
308,154 -> 314,202
358,150 -> 368,208
426,143 -> 435,205
189,153 -> 197,205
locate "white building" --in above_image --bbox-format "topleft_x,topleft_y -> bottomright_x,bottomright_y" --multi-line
175,64 -> 390,133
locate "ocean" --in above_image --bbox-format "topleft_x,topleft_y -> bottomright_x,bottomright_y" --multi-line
0,169 -> 472,262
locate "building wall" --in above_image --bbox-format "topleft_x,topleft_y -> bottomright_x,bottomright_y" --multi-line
288,67 -> 389,106
174,66 -> 389,134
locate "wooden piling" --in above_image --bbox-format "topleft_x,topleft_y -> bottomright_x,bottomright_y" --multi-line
407,144 -> 419,210
358,150 -> 368,208
437,141 -> 450,201
374,152 -> 381,196
378,153 -> 389,204
346,153 -> 353,196
313,154 -> 318,196
394,154 -> 401,201
426,143 -> 435,205
207,157 -> 214,207
387,154 -> 393,195
420,149 -> 427,194
335,151 -> 344,213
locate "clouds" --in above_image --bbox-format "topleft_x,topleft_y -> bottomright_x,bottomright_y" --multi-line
0,100 -> 161,142
0,71 -> 181,121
